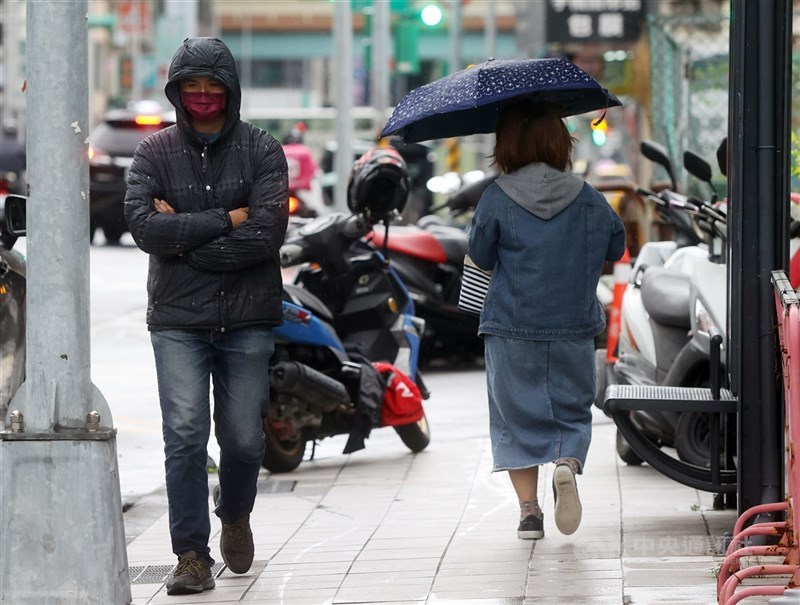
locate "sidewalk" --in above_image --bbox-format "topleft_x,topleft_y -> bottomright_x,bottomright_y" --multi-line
123,400 -> 746,605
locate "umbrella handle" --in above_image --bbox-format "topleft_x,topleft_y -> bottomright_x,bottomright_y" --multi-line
592,110 -> 607,128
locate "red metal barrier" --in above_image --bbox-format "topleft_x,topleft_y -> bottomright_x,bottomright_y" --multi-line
716,272 -> 800,603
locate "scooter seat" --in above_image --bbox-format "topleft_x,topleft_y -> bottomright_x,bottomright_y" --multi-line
370,226 -> 448,264
640,267 -> 692,330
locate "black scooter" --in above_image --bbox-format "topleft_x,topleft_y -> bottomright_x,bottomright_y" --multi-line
266,208 -> 431,473
365,175 -> 498,364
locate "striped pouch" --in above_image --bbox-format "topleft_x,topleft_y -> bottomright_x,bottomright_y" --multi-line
458,254 -> 493,315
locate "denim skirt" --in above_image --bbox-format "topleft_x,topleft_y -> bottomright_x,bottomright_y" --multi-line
484,334 -> 595,472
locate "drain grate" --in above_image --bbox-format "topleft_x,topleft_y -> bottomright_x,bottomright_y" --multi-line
128,562 -> 225,584
257,479 -> 297,494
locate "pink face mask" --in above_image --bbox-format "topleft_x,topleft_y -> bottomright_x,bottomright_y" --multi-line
180,91 -> 227,121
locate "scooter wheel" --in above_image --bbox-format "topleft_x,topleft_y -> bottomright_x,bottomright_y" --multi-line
616,429 -> 644,466
394,413 -> 431,453
261,418 -> 306,473
675,411 -> 720,468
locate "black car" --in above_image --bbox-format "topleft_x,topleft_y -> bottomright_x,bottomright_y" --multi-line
89,103 -> 175,244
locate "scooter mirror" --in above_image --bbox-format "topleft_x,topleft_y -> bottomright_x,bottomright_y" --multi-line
3,194 -> 26,236
640,140 -> 677,191
683,151 -> 712,183
716,137 -> 728,177
684,150 -> 718,202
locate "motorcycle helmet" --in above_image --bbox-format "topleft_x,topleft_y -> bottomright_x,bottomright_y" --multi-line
283,128 -> 304,145
347,147 -> 410,218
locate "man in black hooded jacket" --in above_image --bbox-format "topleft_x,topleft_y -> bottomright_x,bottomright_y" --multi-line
124,37 -> 288,595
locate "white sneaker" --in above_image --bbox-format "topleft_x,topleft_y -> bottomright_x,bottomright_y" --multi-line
553,463 -> 582,535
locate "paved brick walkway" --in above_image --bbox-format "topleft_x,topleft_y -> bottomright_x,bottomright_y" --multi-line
122,375 -> 768,605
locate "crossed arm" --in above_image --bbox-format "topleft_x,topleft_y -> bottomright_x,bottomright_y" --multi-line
125,136 -> 289,272
154,197 -> 249,228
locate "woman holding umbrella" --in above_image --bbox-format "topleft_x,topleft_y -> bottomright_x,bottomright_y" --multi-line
468,99 -> 626,539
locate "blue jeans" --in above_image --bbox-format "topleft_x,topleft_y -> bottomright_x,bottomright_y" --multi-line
151,326 -> 274,563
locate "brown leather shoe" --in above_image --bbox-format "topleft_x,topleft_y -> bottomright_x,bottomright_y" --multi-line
220,515 -> 254,573
213,484 -> 255,574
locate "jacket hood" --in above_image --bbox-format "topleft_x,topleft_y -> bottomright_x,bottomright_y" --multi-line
164,37 -> 241,141
495,162 -> 585,220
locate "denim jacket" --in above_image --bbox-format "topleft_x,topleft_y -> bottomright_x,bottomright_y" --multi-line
468,162 -> 626,341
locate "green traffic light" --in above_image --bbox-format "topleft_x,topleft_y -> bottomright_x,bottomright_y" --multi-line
592,129 -> 607,146
420,4 -> 443,26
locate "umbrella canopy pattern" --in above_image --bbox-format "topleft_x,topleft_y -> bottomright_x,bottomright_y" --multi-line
380,57 -> 622,144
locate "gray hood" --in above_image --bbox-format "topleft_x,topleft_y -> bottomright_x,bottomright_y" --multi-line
496,162 -> 585,220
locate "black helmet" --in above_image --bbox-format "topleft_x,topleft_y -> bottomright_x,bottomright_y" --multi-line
347,147 -> 410,218
283,128 -> 304,145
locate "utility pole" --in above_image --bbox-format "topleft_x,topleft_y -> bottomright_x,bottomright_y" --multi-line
446,1 -> 463,174
482,0 -> 497,172
242,18 -> 253,117
0,2 -> 130,603
516,0 -> 547,59
448,0 -> 462,75
131,0 -> 142,101
371,0 -> 391,137
334,0 -> 354,212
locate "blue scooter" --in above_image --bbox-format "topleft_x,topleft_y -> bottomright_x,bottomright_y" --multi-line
263,211 -> 431,473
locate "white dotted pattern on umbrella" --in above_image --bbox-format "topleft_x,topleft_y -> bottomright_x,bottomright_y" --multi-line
381,57 -> 621,144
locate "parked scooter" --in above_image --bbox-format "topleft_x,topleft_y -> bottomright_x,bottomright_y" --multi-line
366,174 -> 496,363
596,141 -> 728,467
265,148 -> 431,473
0,194 -> 26,426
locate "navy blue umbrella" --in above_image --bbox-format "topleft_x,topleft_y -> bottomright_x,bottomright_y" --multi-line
380,57 -> 622,144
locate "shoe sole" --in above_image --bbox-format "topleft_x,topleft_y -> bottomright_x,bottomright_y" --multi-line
553,464 -> 582,535
166,578 -> 215,595
221,550 -> 253,575
517,528 -> 545,540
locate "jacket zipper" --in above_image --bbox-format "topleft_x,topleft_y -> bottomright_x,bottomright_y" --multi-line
200,141 -> 225,332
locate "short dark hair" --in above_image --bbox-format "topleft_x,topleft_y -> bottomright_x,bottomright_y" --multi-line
493,99 -> 575,174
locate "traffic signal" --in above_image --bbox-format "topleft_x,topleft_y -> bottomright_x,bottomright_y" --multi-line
419,3 -> 443,26
591,117 -> 608,146
393,1 -> 445,75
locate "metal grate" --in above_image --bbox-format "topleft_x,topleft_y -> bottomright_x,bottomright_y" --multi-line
128,562 -> 225,584
257,479 -> 296,494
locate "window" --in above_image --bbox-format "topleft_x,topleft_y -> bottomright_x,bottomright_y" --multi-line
240,59 -> 305,88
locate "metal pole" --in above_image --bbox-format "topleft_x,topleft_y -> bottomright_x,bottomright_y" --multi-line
448,0 -> 462,75
482,0 -> 497,172
728,0 -> 792,516
516,1 -> 547,59
485,0 -> 496,59
371,0 -> 391,137
334,0 -> 354,213
131,0 -> 142,101
242,18 -> 252,118
0,2 -> 129,602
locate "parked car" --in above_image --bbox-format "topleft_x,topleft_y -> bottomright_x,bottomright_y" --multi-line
1,194 -> 26,424
89,101 -> 175,244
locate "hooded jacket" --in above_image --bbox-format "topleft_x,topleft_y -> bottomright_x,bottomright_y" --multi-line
468,162 -> 626,340
124,37 -> 289,331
